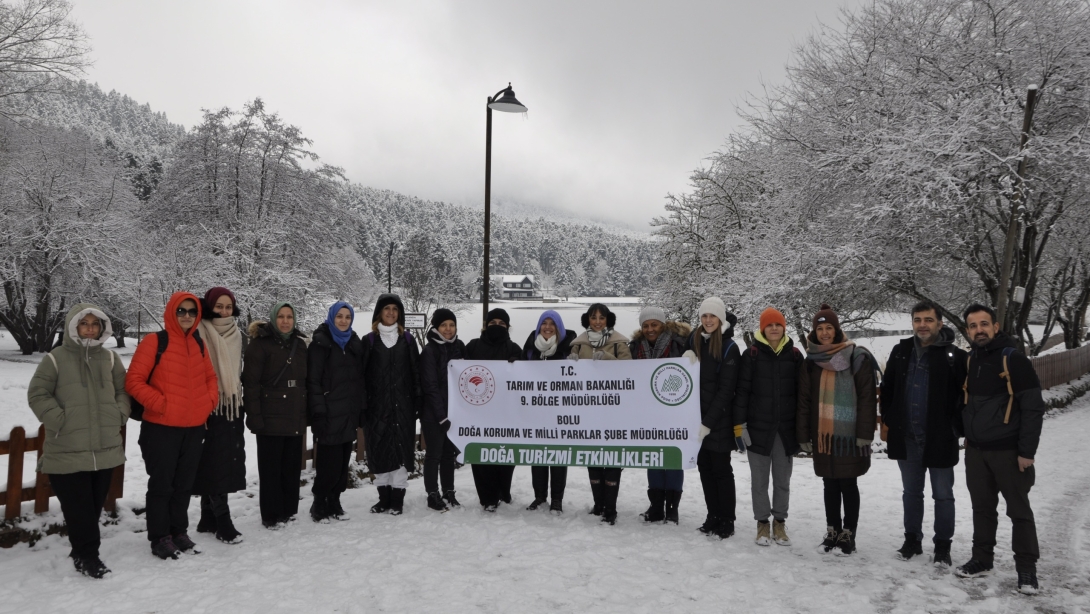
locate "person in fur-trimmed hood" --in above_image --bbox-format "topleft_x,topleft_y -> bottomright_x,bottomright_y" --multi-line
629,306 -> 691,525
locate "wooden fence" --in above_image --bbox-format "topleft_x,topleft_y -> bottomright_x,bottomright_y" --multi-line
1,425 -> 126,521
1029,343 -> 1090,390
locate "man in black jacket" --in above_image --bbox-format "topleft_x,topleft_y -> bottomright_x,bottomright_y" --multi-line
880,301 -> 967,567
954,304 -> 1044,595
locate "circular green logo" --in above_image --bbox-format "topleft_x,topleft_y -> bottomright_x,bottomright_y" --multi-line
650,363 -> 693,406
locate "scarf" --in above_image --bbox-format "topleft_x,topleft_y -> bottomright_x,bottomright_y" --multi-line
587,328 -> 612,349
378,322 -> 399,348
483,324 -> 510,345
638,331 -> 674,359
807,340 -> 860,457
535,334 -> 558,358
198,317 -> 243,420
325,301 -> 354,350
269,301 -> 295,342
429,327 -> 457,344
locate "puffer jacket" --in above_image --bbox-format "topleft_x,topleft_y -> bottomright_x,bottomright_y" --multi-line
628,321 -> 690,359
27,304 -> 129,474
307,323 -> 364,445
420,329 -> 466,423
361,328 -> 422,474
735,333 -> 802,456
569,329 -> 632,360
244,321 -> 309,437
960,331 -> 1045,459
125,292 -> 219,427
523,329 -> 578,361
689,328 -> 743,453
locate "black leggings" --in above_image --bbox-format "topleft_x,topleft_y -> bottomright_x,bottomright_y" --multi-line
823,477 -> 860,532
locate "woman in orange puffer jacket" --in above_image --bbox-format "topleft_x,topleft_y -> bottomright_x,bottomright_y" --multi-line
126,292 -> 219,560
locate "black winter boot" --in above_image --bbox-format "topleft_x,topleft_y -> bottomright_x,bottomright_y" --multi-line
389,488 -> 406,515
444,490 -> 461,508
196,499 -> 216,534
370,485 -> 392,514
933,539 -> 952,567
428,492 -> 448,511
550,499 -> 564,514
329,493 -> 349,520
834,528 -> 856,556
896,533 -> 923,560
664,490 -> 682,524
640,489 -> 666,522
215,514 -> 243,544
698,514 -> 720,534
526,498 -> 548,511
589,480 -> 604,516
310,496 -> 331,523
73,555 -> 111,579
601,480 -> 620,525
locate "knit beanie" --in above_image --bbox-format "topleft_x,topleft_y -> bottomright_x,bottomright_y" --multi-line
759,307 -> 787,332
431,308 -> 456,328
811,303 -> 841,334
698,297 -> 728,331
638,306 -> 667,326
485,308 -> 511,327
203,287 -> 240,317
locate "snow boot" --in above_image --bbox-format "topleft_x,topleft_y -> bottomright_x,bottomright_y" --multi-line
428,492 -> 449,511
389,488 -> 406,515
526,498 -> 548,511
933,539 -> 952,567
73,555 -> 111,579
172,532 -> 200,554
954,559 -> 993,578
896,533 -> 923,560
371,485 -> 392,514
310,496 -> 332,523
820,526 -> 839,553
151,536 -> 181,560
833,528 -> 856,556
698,514 -> 720,535
664,490 -> 682,524
755,520 -> 772,546
196,504 -> 216,534
713,520 -> 735,540
601,480 -> 620,525
214,514 -> 243,544
329,493 -> 349,520
444,490 -> 461,508
773,519 -> 791,546
1017,566 -> 1039,595
589,479 -> 604,516
640,489 -> 666,523
550,499 -> 564,514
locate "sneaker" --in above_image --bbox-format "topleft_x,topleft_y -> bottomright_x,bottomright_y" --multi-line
819,526 -> 839,553
773,519 -> 791,546
215,515 -> 243,545
954,559 -> 993,578
428,492 -> 449,511
172,532 -> 201,554
151,536 -> 181,560
328,494 -> 349,520
897,533 -> 923,560
697,514 -> 720,534
1017,569 -> 1039,595
713,521 -> 735,540
755,521 -> 772,546
933,539 -> 951,567
834,529 -> 855,556
73,555 -> 111,579
443,491 -> 461,508
549,499 -> 564,515
526,498 -> 548,511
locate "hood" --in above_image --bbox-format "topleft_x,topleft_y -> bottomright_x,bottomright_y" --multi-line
372,293 -> 406,327
931,326 -> 957,348
754,329 -> 792,355
536,310 -> 567,340
164,291 -> 203,338
630,321 -> 692,343
63,303 -> 114,350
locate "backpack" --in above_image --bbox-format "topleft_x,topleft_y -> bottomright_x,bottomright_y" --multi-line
129,330 -> 205,421
962,346 -> 1017,424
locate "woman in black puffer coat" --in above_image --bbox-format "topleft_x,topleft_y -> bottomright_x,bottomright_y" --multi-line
521,309 -> 577,514
419,308 -> 466,511
466,308 -> 522,511
306,301 -> 364,523
361,293 -> 421,516
735,307 -> 801,547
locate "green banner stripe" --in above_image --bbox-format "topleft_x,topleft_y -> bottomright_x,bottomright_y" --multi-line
464,443 -> 685,470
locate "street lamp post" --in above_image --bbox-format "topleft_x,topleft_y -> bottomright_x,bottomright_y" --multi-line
482,83 -> 528,324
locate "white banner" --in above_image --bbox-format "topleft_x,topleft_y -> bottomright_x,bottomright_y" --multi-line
446,358 -> 702,470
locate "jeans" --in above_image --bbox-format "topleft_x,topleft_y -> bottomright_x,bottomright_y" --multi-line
897,436 -> 955,542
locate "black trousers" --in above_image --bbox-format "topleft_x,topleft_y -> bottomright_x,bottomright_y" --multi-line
48,468 -> 113,559
822,477 -> 860,532
697,447 -> 736,523
256,434 -> 303,523
313,441 -> 353,498
965,446 -> 1039,567
422,420 -> 459,494
532,466 -> 568,501
201,493 -> 230,517
471,464 -> 515,506
139,422 -> 205,542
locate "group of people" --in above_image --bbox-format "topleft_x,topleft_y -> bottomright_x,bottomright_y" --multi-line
26,292 -> 1045,595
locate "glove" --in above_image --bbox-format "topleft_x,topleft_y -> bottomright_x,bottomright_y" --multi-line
857,438 -> 873,456
592,351 -> 605,361
799,442 -> 813,454
441,418 -> 451,432
682,350 -> 698,365
245,414 -> 264,433
734,424 -> 752,452
567,353 -> 579,361
508,356 -> 518,363
698,424 -> 711,442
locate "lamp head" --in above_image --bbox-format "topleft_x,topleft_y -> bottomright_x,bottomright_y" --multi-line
488,83 -> 528,113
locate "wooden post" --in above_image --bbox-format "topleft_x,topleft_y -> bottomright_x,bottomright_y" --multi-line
5,427 -> 26,520
34,425 -> 50,514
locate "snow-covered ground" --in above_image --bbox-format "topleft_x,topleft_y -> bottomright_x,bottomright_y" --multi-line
3,310 -> 1088,613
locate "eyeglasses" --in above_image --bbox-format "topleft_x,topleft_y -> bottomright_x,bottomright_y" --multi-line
176,307 -> 199,317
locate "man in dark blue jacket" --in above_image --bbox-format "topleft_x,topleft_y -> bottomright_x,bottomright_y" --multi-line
954,304 -> 1044,595
880,301 -> 967,567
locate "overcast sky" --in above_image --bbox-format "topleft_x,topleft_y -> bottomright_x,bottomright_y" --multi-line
70,0 -> 859,229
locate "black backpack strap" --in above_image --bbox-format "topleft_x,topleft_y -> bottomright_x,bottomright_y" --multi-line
192,328 -> 206,356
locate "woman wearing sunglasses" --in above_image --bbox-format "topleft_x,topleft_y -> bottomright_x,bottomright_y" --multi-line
126,292 -> 220,560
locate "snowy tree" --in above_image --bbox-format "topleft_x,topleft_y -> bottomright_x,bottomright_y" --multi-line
0,0 -> 90,119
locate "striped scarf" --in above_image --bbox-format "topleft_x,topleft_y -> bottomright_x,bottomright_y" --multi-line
807,341 -> 860,457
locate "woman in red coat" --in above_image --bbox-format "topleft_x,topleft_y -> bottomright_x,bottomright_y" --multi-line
126,292 -> 219,560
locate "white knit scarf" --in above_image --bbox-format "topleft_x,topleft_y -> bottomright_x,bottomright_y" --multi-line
587,328 -> 612,349
535,334 -> 558,358
198,317 -> 243,420
378,323 -> 399,348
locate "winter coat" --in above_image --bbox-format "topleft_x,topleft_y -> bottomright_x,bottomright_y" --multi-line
960,331 -> 1045,459
306,323 -> 364,445
466,332 -> 523,362
879,329 -> 967,468
569,330 -> 632,360
420,330 -> 466,423
27,304 -> 129,475
523,329 -> 578,361
690,329 -> 743,453
243,321 -> 309,437
361,328 -> 421,474
126,292 -> 219,428
735,336 -> 802,457
628,321 -> 690,359
193,413 -> 247,495
797,348 -> 878,479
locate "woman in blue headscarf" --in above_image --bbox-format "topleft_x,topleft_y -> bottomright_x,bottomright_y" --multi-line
306,301 -> 365,522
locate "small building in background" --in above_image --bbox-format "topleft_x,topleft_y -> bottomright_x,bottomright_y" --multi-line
491,275 -> 541,300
